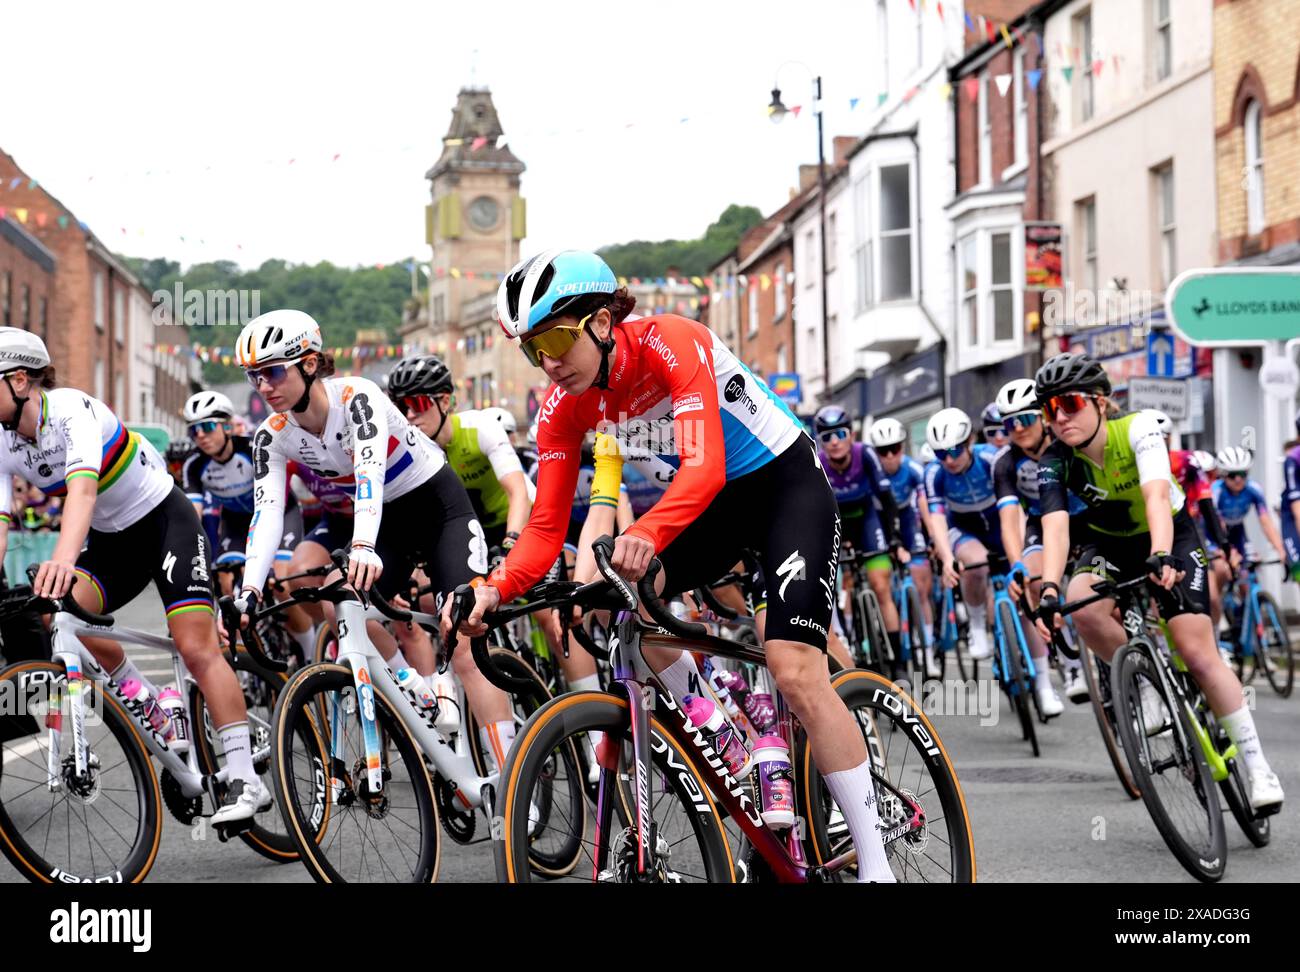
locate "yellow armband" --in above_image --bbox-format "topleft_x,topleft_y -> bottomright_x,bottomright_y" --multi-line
589,433 -> 624,509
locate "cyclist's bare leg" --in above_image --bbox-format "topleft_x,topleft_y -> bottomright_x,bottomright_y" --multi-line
1209,556 -> 1229,628
911,557 -> 935,629
867,563 -> 898,631
955,538 -> 990,608
286,541 -> 330,628
826,625 -> 853,669
415,591 -> 510,726
1022,549 -> 1048,660
1167,612 -> 1248,716
1064,571 -> 1124,662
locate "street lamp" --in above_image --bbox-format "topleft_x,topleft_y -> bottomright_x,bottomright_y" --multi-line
768,64 -> 831,404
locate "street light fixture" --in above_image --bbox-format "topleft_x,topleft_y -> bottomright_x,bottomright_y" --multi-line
767,64 -> 831,404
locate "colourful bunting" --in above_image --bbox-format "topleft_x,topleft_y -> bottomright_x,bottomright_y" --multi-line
849,97 -> 860,110
1027,68 -> 1043,90
994,74 -> 1012,97
1001,24 -> 1012,47
1062,66 -> 1074,83
963,77 -> 980,102
15,209 -> 27,224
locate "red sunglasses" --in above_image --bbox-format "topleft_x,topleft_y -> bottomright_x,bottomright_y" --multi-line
1041,392 -> 1095,421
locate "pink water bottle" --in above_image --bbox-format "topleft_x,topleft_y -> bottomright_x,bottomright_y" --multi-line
707,668 -> 746,723
743,692 -> 777,735
753,735 -> 795,829
121,679 -> 171,738
682,694 -> 752,778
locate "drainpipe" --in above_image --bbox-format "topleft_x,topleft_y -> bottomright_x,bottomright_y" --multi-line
909,129 -> 949,405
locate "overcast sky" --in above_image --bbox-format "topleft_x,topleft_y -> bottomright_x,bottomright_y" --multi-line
1,0 -> 882,272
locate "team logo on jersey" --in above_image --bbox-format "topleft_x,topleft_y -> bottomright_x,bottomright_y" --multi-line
38,464 -> 52,479
162,551 -> 177,584
775,550 -> 806,602
724,375 -> 757,415
467,520 -> 489,575
643,329 -> 679,372
355,473 -> 373,501
672,392 -> 704,416
1080,482 -> 1109,504
269,414 -> 288,431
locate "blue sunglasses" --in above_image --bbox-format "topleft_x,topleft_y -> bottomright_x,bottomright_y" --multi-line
935,444 -> 967,461
1002,412 -> 1041,432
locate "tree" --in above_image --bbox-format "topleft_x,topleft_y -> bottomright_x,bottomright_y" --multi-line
596,204 -> 763,279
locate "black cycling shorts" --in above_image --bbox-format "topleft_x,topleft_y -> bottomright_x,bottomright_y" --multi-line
656,436 -> 839,651
302,512 -> 353,558
373,464 -> 488,601
75,485 -> 216,622
217,505 -> 304,565
1072,508 -> 1210,618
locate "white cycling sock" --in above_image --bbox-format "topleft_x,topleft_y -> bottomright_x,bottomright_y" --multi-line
288,624 -> 316,660
111,657 -> 159,697
386,647 -> 412,673
823,760 -> 895,883
1034,665 -> 1053,692
967,603 -> 987,631
653,652 -> 701,704
1221,706 -> 1271,776
218,721 -> 256,783
481,719 -> 517,774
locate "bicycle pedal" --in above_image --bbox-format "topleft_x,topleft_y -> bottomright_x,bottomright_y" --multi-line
1255,802 -> 1282,819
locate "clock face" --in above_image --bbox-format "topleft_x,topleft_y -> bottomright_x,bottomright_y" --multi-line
468,196 -> 500,231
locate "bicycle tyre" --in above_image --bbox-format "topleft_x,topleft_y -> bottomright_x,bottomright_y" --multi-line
798,668 -> 975,882
861,589 -> 891,675
314,624 -> 338,665
192,650 -> 326,863
271,662 -> 441,883
1256,593 -> 1294,698
495,691 -> 735,883
1111,644 -> 1226,883
1079,645 -> 1140,800
997,601 -> 1038,757
906,586 -> 934,684
0,660 -> 162,883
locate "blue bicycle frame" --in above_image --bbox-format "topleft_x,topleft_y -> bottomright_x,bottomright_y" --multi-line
989,572 -> 1037,696
891,557 -> 932,665
1220,562 -> 1282,664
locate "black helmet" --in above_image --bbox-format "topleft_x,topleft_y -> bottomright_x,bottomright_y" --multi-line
1034,352 -> 1111,400
387,355 -> 453,398
813,405 -> 852,434
165,439 -> 195,464
980,403 -> 1002,435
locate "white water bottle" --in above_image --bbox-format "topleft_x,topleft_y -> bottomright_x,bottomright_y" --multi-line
157,688 -> 190,754
431,671 -> 460,731
753,735 -> 795,829
395,667 -> 437,715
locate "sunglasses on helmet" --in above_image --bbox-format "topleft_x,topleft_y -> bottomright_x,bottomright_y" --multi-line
1041,392 -> 1095,421
245,363 -> 292,388
187,419 -> 224,438
818,428 -> 850,444
1002,411 -> 1041,432
876,442 -> 904,456
519,313 -> 594,368
935,444 -> 967,461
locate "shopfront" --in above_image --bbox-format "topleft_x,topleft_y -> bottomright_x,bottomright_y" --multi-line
866,345 -> 945,451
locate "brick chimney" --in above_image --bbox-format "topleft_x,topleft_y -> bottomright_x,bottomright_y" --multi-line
833,136 -> 858,169
798,164 -> 820,193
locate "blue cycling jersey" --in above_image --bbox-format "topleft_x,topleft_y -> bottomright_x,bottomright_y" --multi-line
884,456 -> 926,507
1212,478 -> 1267,527
925,444 -> 1001,538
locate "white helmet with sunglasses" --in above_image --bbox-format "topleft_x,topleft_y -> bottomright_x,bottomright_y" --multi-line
1215,447 -> 1252,475
868,417 -> 907,449
183,391 -> 235,425
926,408 -> 972,452
236,310 -> 325,413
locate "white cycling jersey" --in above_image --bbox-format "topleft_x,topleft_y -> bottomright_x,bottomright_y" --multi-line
242,376 -> 445,594
0,388 -> 172,531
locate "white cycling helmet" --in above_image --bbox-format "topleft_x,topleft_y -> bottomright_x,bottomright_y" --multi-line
483,406 -> 517,436
995,378 -> 1037,418
926,408 -> 972,451
183,391 -> 236,424
868,417 -> 906,449
919,443 -> 936,464
1191,450 -> 1217,473
1145,409 -> 1173,436
0,327 -> 51,375
527,418 -> 539,447
235,309 -> 323,368
1215,447 -> 1252,474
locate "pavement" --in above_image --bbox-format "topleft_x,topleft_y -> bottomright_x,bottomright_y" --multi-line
2,587 -> 1296,883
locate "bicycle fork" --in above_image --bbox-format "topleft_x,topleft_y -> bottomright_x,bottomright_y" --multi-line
335,599 -> 385,797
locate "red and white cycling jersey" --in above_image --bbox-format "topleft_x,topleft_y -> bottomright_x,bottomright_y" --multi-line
242,376 -> 444,593
489,314 -> 804,602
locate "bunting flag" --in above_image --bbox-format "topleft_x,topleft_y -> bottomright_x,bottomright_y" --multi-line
939,82 -> 953,99
935,2 -> 944,20
985,17 -> 995,41
1027,68 -> 1043,90
964,77 -> 980,102
994,74 -> 1012,97
964,11 -> 973,30
1001,24 -> 1012,47
849,97 -> 860,110
760,274 -> 771,291
471,136 -> 488,151
1062,66 -> 1074,83
1092,59 -> 1104,76
791,105 -> 803,118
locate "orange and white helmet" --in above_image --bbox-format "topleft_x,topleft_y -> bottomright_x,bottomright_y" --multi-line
235,310 -> 322,368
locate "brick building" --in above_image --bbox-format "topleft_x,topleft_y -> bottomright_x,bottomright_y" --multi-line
0,216 -> 56,340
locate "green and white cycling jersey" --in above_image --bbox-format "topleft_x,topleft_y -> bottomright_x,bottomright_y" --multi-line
444,409 -> 533,530
1037,410 -> 1185,537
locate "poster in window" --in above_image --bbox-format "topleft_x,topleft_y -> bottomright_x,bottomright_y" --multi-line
1025,222 -> 1063,291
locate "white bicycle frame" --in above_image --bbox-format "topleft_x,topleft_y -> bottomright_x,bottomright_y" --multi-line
330,597 -> 496,812
46,611 -> 257,804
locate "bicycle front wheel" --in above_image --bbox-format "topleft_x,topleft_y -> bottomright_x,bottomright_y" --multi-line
997,602 -> 1038,756
495,691 -> 736,883
1255,592 -> 1294,698
0,661 -> 162,883
1111,644 -> 1226,883
798,669 -> 975,883
1079,645 -> 1140,800
271,663 -> 440,883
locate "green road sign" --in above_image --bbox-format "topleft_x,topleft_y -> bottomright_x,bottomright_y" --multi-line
1165,268 -> 1300,346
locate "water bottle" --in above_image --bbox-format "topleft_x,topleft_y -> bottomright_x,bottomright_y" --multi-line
157,687 -> 190,754
743,692 -> 777,735
431,671 -> 460,732
709,667 -> 750,717
681,694 -> 752,778
395,667 -> 438,715
753,735 -> 795,829
120,679 -> 171,739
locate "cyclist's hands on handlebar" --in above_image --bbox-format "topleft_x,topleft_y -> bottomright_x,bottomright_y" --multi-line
33,556 -> 78,600
1147,552 -> 1184,591
611,534 -> 655,582
440,582 -> 499,641
1033,581 -> 1063,642
894,544 -> 912,566
346,543 -> 383,593
1008,560 -> 1028,601
941,558 -> 961,589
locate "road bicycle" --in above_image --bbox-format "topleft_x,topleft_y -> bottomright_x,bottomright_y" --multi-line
890,550 -> 936,688
480,537 -> 975,884
836,549 -> 890,672
0,572 -> 317,882
931,556 -> 975,681
1048,566 -> 1274,883
1219,559 -> 1293,697
258,552 -> 563,882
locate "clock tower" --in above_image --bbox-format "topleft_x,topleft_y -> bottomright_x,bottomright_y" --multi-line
414,86 -> 526,386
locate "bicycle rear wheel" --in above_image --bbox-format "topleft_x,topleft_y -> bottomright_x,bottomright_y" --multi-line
1111,644 -> 1226,883
0,661 -> 162,883
906,586 -> 935,685
858,589 -> 890,675
1208,714 -> 1270,848
271,662 -> 441,883
798,669 -> 975,883
1079,645 -> 1141,800
1255,593 -> 1294,698
997,602 -> 1038,757
192,650 -> 325,862
495,691 -> 735,883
